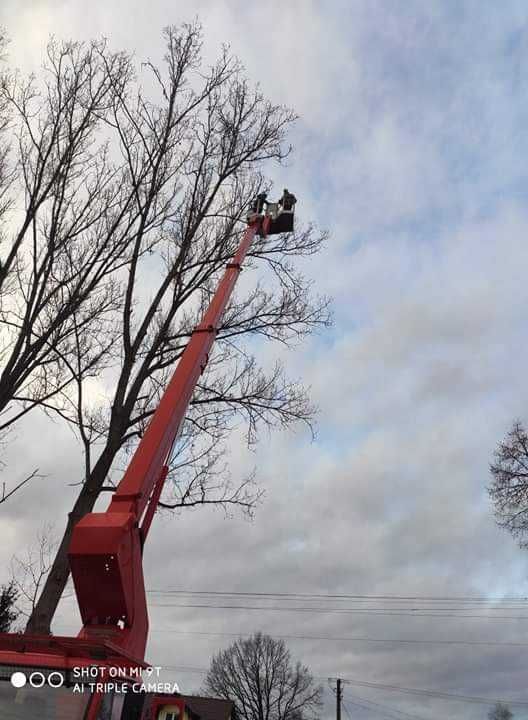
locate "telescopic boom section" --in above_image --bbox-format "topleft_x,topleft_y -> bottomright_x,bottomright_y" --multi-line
68,193 -> 295,663
109,220 -> 261,522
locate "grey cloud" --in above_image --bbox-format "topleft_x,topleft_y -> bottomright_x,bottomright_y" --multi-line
1,3 -> 528,719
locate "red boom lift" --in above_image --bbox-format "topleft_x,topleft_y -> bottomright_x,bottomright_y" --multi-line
0,190 -> 296,720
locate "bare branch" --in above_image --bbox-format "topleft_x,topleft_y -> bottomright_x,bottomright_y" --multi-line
0,468 -> 44,505
11,523 -> 58,619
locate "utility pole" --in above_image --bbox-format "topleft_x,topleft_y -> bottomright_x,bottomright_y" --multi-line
336,678 -> 343,720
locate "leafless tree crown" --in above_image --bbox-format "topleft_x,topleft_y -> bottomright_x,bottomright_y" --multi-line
489,420 -> 528,548
10,523 -> 59,620
203,632 -> 321,720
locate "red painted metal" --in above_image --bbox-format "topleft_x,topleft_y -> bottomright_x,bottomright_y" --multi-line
140,464 -> 169,545
0,633 -> 148,669
68,216 -> 263,665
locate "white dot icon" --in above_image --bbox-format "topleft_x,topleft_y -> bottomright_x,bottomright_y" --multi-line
11,672 -> 27,688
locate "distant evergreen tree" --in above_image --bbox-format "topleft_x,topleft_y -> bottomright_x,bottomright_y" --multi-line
488,702 -> 513,720
0,581 -> 18,632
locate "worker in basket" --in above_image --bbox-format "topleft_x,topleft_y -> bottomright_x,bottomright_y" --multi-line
247,189 -> 297,235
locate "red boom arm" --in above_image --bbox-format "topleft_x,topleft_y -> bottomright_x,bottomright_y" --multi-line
68,213 -> 272,663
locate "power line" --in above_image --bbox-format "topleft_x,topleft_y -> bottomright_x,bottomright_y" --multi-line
146,589 -> 528,603
54,622 -> 526,647
341,683 -> 431,720
159,665 -> 208,674
54,622 -> 527,656
158,666 -> 528,709
63,588 -> 528,612
147,628 -> 528,648
149,601 -> 528,611
341,699 -> 356,720
343,695 -> 429,720
148,602 -> 528,620
338,678 -> 528,708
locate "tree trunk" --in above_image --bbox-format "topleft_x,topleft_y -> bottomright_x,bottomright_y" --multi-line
24,447 -> 116,635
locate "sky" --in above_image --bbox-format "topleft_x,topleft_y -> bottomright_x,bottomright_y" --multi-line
1,1 -> 528,719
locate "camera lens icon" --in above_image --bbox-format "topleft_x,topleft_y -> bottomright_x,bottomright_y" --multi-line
48,672 -> 65,688
11,672 -> 27,688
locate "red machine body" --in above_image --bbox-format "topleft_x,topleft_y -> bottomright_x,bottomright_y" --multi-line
0,192 -> 296,719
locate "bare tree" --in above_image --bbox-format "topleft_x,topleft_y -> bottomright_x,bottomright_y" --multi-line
204,633 -> 321,720
22,23 -> 329,635
489,702 -> 513,720
489,420 -> 528,548
10,523 -> 60,621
